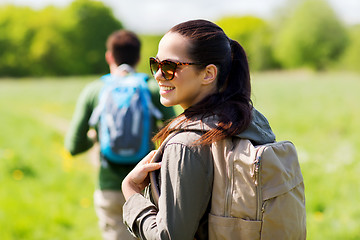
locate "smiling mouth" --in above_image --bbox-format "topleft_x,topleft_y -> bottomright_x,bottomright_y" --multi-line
159,85 -> 175,91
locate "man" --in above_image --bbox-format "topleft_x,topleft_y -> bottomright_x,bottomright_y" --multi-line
65,30 -> 176,240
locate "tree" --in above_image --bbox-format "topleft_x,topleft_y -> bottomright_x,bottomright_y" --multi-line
137,35 -> 162,74
217,16 -> 277,71
339,25 -> 360,72
273,0 -> 348,70
27,7 -> 75,75
0,0 -> 123,77
0,6 -> 35,76
66,0 -> 123,75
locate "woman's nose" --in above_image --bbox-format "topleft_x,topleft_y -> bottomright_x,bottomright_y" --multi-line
154,68 -> 164,81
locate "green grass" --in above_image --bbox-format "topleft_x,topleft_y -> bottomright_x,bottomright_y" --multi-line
1,71 -> 360,239
252,70 -> 360,240
0,76 -> 101,240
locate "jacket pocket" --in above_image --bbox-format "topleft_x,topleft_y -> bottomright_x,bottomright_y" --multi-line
208,213 -> 261,240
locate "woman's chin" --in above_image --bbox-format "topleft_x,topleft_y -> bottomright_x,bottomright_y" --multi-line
160,98 -> 175,107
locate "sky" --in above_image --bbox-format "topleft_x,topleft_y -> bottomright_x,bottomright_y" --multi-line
1,0 -> 360,34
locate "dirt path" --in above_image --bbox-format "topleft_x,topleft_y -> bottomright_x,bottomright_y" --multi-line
33,110 -> 100,168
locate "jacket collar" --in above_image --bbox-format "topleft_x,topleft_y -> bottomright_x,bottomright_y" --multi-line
169,108 -> 276,145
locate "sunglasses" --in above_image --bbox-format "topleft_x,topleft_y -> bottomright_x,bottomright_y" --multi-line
149,57 -> 201,81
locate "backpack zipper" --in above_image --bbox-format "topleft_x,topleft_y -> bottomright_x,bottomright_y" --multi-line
254,146 -> 265,221
224,152 -> 234,217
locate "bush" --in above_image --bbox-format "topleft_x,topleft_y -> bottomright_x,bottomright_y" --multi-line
273,0 -> 348,70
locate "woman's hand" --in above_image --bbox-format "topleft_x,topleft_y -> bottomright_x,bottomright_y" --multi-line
122,150 -> 162,201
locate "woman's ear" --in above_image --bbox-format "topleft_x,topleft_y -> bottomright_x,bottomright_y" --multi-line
202,64 -> 217,85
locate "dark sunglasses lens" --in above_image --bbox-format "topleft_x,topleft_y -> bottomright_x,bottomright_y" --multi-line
149,58 -> 159,76
161,61 -> 177,80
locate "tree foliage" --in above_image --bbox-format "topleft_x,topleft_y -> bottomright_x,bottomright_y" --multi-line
0,0 -> 359,77
137,35 -> 163,74
0,0 -> 122,77
0,6 -> 34,76
217,16 -> 277,71
340,25 -> 360,72
273,0 -> 348,70
66,0 -> 122,74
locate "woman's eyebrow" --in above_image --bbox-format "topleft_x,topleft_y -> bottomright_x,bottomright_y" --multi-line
156,57 -> 180,62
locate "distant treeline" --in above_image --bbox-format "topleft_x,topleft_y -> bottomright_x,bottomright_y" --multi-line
0,0 -> 122,77
0,0 -> 359,77
216,0 -> 360,73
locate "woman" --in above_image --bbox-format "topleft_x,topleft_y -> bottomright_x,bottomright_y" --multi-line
121,19 -> 276,239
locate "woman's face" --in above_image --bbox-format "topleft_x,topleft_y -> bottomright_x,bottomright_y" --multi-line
154,32 -> 213,110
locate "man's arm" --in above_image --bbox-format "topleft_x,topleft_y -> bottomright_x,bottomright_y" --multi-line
65,81 -> 102,155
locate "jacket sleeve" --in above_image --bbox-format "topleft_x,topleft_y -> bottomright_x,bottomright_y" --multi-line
65,81 -> 101,155
123,140 -> 213,240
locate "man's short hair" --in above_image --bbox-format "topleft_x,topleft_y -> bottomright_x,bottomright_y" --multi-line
106,30 -> 141,67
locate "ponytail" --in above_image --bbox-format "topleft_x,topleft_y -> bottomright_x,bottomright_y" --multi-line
227,40 -> 251,100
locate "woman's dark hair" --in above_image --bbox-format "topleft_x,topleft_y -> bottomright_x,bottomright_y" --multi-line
153,19 -> 253,145
106,30 -> 141,67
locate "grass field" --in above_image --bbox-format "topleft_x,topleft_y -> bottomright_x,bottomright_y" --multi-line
0,71 -> 359,239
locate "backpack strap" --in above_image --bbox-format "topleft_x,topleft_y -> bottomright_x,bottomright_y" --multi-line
88,72 -> 160,127
142,88 -> 163,120
134,73 -> 163,120
117,64 -> 135,74
88,74 -> 112,127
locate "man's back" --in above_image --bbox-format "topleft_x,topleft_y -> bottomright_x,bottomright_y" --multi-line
65,29 -> 176,240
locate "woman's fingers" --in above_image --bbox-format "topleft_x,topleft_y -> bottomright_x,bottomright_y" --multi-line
138,150 -> 157,165
141,162 -> 162,172
122,150 -> 162,200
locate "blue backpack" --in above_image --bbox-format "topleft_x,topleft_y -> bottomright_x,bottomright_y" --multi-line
89,73 -> 163,164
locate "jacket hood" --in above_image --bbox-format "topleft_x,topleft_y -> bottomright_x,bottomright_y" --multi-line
169,108 -> 276,145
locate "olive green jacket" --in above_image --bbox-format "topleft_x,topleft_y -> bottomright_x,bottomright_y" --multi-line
123,109 -> 276,239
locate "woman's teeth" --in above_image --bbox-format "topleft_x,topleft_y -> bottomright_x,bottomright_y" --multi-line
160,86 -> 175,91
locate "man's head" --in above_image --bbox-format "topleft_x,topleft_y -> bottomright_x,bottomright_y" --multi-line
106,30 -> 141,68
